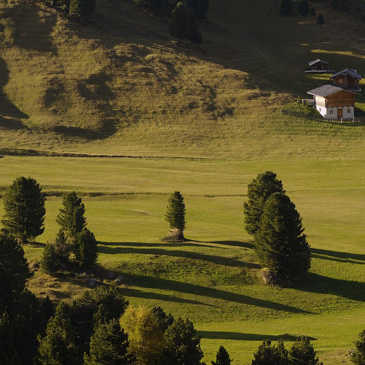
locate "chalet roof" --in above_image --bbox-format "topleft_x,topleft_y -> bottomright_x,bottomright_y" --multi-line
307,85 -> 346,97
331,68 -> 362,80
308,59 -> 329,66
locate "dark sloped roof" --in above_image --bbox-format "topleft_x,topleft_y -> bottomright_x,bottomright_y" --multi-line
308,59 -> 329,66
331,68 -> 362,80
307,85 -> 345,97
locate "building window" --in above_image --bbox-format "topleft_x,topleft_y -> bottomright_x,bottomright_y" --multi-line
329,110 -> 333,114
347,108 -> 351,113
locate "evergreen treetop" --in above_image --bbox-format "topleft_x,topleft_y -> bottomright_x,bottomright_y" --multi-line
350,330 -> 365,364
165,191 -> 186,232
289,336 -> 321,365
254,192 -> 311,284
2,176 -> 46,243
212,345 -> 232,365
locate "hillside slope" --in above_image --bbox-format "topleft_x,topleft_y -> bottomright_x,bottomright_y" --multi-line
0,0 -> 365,158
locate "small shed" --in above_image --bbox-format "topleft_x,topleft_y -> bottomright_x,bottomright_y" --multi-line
330,68 -> 362,91
307,85 -> 358,120
305,59 -> 334,74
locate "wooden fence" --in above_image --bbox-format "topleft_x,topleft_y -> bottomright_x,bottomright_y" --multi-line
280,109 -> 365,124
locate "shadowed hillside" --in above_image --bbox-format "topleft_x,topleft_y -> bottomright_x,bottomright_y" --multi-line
0,0 -> 365,158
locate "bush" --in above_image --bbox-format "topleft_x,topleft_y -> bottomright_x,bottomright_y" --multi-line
74,228 -> 98,268
41,243 -> 63,275
350,330 -> 365,364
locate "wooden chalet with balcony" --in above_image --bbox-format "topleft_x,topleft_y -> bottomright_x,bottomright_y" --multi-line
307,85 -> 358,120
330,68 -> 361,91
305,59 -> 334,74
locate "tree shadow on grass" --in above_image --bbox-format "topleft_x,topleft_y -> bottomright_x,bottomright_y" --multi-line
206,240 -> 254,250
298,273 -> 365,302
311,248 -> 365,265
104,241 -> 218,249
198,331 -> 315,341
98,243 -> 260,269
122,273 -> 310,314
122,287 -> 216,307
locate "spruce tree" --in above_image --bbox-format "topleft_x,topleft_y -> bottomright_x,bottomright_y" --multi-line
161,317 -> 203,364
151,306 -> 174,333
165,191 -> 186,238
41,243 -> 63,275
212,346 -> 231,365
0,233 -> 32,307
244,171 -> 285,236
251,340 -> 285,364
56,192 -> 86,243
279,0 -> 292,15
289,337 -> 321,365
350,330 -> 365,364
84,319 -> 136,364
74,228 -> 98,268
2,177 -> 46,243
298,0 -> 309,16
169,2 -> 202,43
255,192 -> 311,284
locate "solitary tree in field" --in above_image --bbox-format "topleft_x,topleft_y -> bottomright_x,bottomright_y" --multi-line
2,177 -> 46,243
212,346 -> 231,365
255,192 -> 311,284
56,192 -> 86,243
244,171 -> 285,236
289,337 -> 321,365
165,191 -> 186,240
350,330 -> 365,364
169,2 -> 202,43
279,0 -> 292,15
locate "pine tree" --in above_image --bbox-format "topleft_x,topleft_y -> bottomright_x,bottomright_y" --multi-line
165,191 -> 186,238
289,337 -> 321,365
74,228 -> 98,268
251,340 -> 285,364
298,0 -> 309,16
0,233 -> 32,307
120,306 -> 165,365
161,317 -> 203,365
255,192 -> 311,284
151,306 -> 174,333
350,330 -> 365,364
56,192 -> 86,243
244,171 -> 285,236
212,346 -> 231,365
169,2 -> 202,43
84,319 -> 136,364
279,0 -> 292,15
317,13 -> 324,25
41,243 -> 63,275
2,177 -> 46,243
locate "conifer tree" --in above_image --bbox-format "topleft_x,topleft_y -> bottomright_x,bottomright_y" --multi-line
68,0 -> 82,18
56,192 -> 86,242
350,330 -> 365,364
279,0 -> 292,15
2,177 -> 46,243
244,171 -> 285,236
74,228 -> 98,268
289,337 -> 321,365
165,191 -> 186,238
41,243 -> 63,275
169,2 -> 202,43
152,306 -> 174,333
186,0 -> 209,19
212,346 -> 231,365
255,192 -> 311,284
161,317 -> 203,364
84,319 -> 136,364
251,340 -> 286,364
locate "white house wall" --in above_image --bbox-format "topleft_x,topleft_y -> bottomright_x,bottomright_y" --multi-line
316,105 -> 354,120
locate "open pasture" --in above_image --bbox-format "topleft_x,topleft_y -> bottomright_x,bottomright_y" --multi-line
0,155 -> 364,363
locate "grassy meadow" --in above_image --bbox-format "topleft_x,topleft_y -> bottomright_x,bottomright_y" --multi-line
0,156 -> 364,363
0,0 -> 365,363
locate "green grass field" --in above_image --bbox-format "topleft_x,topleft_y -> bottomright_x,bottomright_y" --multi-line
0,156 -> 364,363
0,0 -> 365,363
